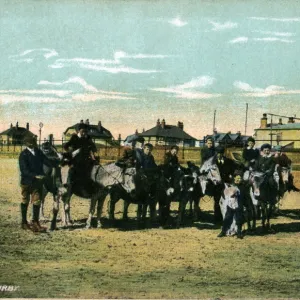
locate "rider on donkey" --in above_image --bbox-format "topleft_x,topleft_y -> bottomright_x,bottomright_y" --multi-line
254,143 -> 278,190
242,137 -> 260,170
201,136 -> 215,163
63,123 -> 97,193
273,145 -> 299,192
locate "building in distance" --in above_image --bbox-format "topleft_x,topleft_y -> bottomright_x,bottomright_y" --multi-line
0,122 -> 36,145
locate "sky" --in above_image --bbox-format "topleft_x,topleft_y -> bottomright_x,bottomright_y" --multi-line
0,0 -> 300,141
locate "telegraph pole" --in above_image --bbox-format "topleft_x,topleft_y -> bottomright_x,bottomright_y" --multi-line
213,110 -> 216,133
245,103 -> 248,135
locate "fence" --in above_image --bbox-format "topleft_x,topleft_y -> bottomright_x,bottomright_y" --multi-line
2,138 -> 300,165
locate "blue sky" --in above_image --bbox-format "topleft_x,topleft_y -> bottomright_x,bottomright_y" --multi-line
0,0 -> 300,140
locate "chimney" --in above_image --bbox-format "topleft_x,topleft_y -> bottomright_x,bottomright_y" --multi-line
135,129 -> 138,135
98,121 -> 102,131
260,113 -> 267,129
16,122 -> 19,129
237,131 -> 241,135
49,134 -> 53,145
10,123 -> 13,128
161,119 -> 166,129
278,118 -> 283,125
177,121 -> 184,130
142,128 -> 145,132
85,119 -> 89,125
26,122 -> 29,130
80,119 -> 84,124
156,119 -> 160,127
288,117 -> 294,123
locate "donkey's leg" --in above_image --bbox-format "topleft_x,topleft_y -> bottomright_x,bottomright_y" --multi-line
96,191 -> 106,228
50,194 -> 60,231
108,193 -> 117,220
177,196 -> 188,228
40,187 -> 48,221
86,195 -> 97,229
123,201 -> 130,220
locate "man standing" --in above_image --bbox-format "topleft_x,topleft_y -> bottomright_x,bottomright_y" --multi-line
19,136 -> 54,232
201,137 -> 215,163
213,145 -> 237,223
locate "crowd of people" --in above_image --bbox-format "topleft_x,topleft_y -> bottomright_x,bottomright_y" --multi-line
18,123 -> 297,234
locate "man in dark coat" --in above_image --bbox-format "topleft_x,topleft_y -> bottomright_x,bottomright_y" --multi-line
242,137 -> 260,170
63,123 -> 97,187
201,137 -> 215,163
19,135 -> 55,232
137,143 -> 157,171
213,145 -> 237,223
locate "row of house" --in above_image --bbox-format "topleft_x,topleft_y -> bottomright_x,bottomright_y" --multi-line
1,114 -> 300,148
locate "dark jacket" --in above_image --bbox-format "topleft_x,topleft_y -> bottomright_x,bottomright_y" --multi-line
254,155 -> 276,173
139,153 -> 157,170
215,156 -> 236,183
242,147 -> 259,168
63,134 -> 97,164
19,148 -> 53,185
201,146 -> 215,163
274,153 -> 291,168
164,152 -> 179,168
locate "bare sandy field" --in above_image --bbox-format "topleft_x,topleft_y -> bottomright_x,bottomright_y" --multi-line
0,159 -> 300,299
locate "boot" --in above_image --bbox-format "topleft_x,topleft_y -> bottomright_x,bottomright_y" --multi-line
31,205 -> 47,232
237,225 -> 243,239
20,203 -> 31,230
217,231 -> 226,238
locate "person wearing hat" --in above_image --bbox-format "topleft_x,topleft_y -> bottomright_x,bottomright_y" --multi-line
242,137 -> 259,170
63,123 -> 97,193
19,135 -> 55,232
254,144 -> 276,173
201,137 -> 215,163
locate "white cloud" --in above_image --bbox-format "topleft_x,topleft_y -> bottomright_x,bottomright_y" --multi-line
250,17 -> 300,22
168,17 -> 188,27
175,76 -> 215,90
0,89 -> 72,97
253,30 -> 295,37
49,50 -> 168,73
9,48 -> 58,61
71,94 -> 136,101
79,63 -> 162,74
209,21 -> 238,31
229,37 -> 249,44
151,76 -> 220,99
38,77 -> 98,92
234,81 -> 300,97
0,95 -> 70,104
253,37 -> 294,43
229,36 -> 294,44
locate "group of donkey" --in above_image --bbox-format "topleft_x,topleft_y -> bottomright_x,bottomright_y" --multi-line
39,142 -> 292,233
